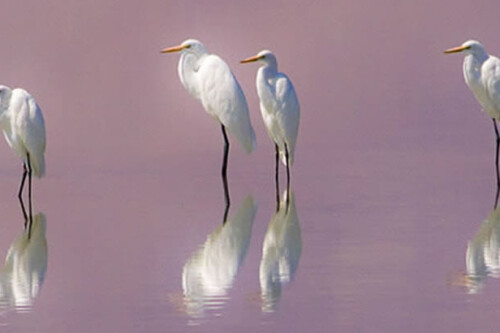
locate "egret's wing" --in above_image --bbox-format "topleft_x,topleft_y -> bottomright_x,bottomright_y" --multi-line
484,56 -> 500,112
274,74 -> 300,161
198,55 -> 255,153
13,90 -> 46,176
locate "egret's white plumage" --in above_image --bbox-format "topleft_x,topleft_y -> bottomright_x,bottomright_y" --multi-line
161,39 -> 256,153
445,40 -> 500,194
0,86 -> 46,178
445,40 -> 500,119
241,50 -> 299,166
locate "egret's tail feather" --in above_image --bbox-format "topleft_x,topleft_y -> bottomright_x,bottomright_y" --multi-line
32,154 -> 45,178
230,122 -> 256,154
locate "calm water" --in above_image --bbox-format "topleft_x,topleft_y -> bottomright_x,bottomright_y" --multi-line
1,1 -> 500,332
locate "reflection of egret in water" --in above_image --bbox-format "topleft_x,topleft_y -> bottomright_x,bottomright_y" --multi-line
0,213 -> 48,312
182,196 -> 256,318
463,207 -> 500,293
260,190 -> 302,312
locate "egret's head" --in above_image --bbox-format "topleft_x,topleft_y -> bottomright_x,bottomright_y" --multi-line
241,50 -> 277,67
160,39 -> 207,56
444,40 -> 486,57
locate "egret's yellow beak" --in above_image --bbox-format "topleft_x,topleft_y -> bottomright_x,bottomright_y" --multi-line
240,55 -> 263,64
160,44 -> 188,54
444,45 -> 470,54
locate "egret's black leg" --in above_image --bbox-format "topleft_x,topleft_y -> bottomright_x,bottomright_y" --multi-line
285,143 -> 291,208
18,162 -> 28,226
275,143 -> 280,211
27,154 -> 33,238
221,125 -> 231,224
494,119 -> 500,208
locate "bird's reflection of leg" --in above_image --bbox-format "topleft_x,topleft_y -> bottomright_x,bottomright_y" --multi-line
221,125 -> 231,224
493,119 -> 500,208
275,143 -> 280,211
222,177 -> 230,224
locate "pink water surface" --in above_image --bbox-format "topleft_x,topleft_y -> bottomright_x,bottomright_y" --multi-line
0,1 -> 500,332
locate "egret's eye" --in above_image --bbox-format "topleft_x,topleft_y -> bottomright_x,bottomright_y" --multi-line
186,44 -> 192,49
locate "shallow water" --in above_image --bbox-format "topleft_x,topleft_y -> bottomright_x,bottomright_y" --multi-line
1,1 -> 500,332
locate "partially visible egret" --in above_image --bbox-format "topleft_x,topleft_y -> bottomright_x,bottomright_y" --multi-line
161,39 -> 256,218
445,40 -> 500,202
241,50 -> 300,204
0,86 -> 46,226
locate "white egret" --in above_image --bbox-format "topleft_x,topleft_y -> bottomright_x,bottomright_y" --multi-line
0,86 -> 46,225
241,50 -> 300,203
161,39 -> 256,216
445,40 -> 500,200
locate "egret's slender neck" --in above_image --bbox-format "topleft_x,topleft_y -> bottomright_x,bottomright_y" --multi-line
472,47 -> 489,63
257,59 -> 278,92
178,52 -> 199,99
256,63 -> 277,105
178,52 -> 203,101
463,52 -> 488,86
261,57 -> 278,76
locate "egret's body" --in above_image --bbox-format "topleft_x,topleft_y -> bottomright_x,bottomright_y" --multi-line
241,50 -> 299,200
445,40 -> 500,199
175,45 -> 256,152
0,86 -> 46,224
161,39 -> 256,217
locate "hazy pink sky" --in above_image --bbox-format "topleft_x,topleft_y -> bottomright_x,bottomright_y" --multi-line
0,1 -> 496,176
